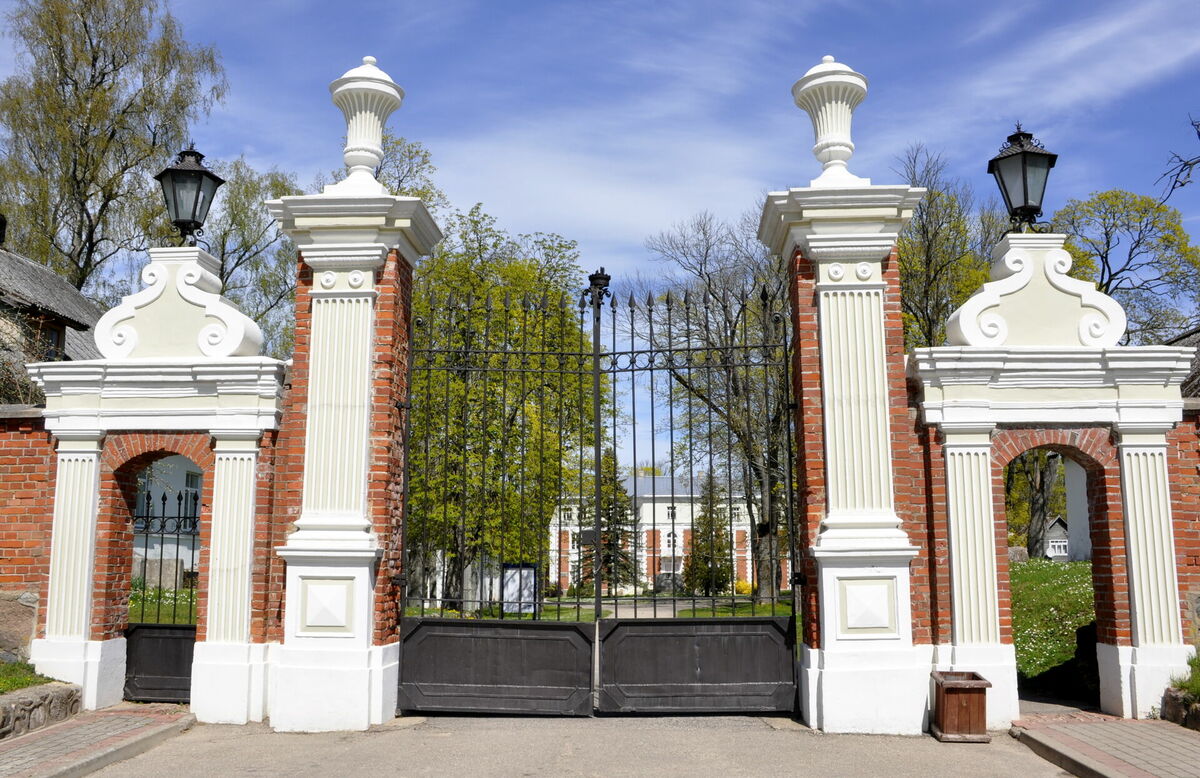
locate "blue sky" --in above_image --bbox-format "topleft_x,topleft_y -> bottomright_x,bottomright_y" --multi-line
2,0 -> 1200,276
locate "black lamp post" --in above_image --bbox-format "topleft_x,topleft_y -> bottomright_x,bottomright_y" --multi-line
987,125 -> 1058,232
154,147 -> 224,245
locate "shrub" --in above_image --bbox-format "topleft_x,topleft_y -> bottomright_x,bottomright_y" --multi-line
734,580 -> 752,596
1171,653 -> 1200,704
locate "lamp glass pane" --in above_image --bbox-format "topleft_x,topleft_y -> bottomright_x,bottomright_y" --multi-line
1024,156 -> 1051,211
996,155 -> 1026,209
158,176 -> 179,222
195,175 -> 219,225
173,172 -> 201,223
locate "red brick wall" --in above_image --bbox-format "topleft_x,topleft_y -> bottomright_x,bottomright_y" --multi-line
368,249 -> 412,645
0,412 -> 56,637
991,428 -> 1126,646
1168,414 -> 1200,645
789,248 -> 824,648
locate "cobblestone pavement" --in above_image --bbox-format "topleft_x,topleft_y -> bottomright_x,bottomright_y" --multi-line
1013,710 -> 1200,778
0,703 -> 192,778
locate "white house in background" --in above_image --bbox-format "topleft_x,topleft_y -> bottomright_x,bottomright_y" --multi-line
549,473 -> 789,595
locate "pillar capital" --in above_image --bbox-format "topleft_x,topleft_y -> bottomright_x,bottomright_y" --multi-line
758,185 -> 924,261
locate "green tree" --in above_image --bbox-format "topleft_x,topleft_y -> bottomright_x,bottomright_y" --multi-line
1051,190 -> 1200,344
0,0 -> 226,296
1005,450 -> 1067,555
681,473 -> 734,597
577,449 -> 638,591
893,145 -> 996,349
403,204 -> 594,609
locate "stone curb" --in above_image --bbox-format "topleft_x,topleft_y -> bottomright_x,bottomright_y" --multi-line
38,713 -> 195,778
1010,726 -> 1118,778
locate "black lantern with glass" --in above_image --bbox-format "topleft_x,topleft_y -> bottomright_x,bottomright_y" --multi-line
155,147 -> 224,244
987,125 -> 1057,231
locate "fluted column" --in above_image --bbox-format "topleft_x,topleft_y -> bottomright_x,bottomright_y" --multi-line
942,428 -> 1000,645
30,431 -> 125,710
1097,424 -> 1191,718
191,430 -> 267,724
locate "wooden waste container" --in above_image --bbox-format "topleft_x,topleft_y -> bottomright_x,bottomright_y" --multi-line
930,671 -> 992,743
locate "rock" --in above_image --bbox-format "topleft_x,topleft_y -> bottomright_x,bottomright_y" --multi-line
1188,703 -> 1200,732
0,597 -> 36,660
1162,688 -> 1187,725
0,683 -> 82,742
1007,546 -> 1029,564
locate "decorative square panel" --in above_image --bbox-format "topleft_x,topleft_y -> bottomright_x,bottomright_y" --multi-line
838,577 -> 897,637
300,577 -> 354,634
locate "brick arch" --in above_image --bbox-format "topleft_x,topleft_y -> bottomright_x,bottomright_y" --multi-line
990,426 -> 1129,648
93,432 -> 215,641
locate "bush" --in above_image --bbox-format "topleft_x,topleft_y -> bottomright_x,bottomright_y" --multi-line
1172,653 -> 1200,704
734,580 -> 752,596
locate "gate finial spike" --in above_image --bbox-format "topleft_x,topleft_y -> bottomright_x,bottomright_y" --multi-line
503,290 -> 511,309
645,291 -> 655,309
664,290 -> 673,309
627,291 -> 636,309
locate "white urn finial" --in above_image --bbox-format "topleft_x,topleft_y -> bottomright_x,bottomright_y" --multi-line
326,55 -> 405,195
792,54 -> 870,188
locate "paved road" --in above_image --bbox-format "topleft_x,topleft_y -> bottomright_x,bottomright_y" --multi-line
94,714 -> 1066,777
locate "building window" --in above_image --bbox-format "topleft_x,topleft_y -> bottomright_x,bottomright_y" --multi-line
1047,538 -> 1068,557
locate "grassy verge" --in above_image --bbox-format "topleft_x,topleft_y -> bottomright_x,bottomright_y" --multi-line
0,661 -> 52,694
1010,559 -> 1095,678
129,586 -> 198,625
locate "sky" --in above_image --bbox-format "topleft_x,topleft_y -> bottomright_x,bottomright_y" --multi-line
1,0 -> 1199,278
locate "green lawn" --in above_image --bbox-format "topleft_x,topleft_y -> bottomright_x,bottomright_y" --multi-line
0,661 -> 52,694
129,586 -> 198,625
402,604 -> 612,621
676,601 -> 794,618
1010,559 -> 1095,678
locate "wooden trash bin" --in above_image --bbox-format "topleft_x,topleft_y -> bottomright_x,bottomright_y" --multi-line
930,671 -> 992,743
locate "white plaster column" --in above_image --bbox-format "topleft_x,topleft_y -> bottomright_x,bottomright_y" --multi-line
1097,424 -> 1191,718
191,431 -> 270,724
30,431 -> 126,710
1065,458 -> 1091,562
936,424 -> 1019,729
759,55 -> 929,735
265,56 -> 441,733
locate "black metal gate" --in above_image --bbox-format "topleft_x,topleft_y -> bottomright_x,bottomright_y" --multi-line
397,267 -> 797,715
124,489 -> 200,703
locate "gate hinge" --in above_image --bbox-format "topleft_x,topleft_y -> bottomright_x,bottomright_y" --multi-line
791,571 -> 806,587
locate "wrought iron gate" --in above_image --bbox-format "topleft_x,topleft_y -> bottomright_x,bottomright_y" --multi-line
397,268 -> 798,715
124,489 -> 200,703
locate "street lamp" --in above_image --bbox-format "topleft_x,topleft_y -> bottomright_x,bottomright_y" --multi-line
987,124 -> 1058,232
154,146 -> 224,244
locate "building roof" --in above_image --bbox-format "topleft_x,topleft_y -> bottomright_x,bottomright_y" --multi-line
1166,325 -> 1200,398
0,247 -> 102,360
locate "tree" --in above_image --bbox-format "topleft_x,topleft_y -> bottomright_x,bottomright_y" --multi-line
644,210 -> 790,603
403,204 -> 594,609
681,473 -> 734,597
577,449 -> 638,592
0,0 -> 226,296
893,145 -> 995,349
1159,116 -> 1200,202
1005,450 -> 1066,556
1051,190 -> 1200,344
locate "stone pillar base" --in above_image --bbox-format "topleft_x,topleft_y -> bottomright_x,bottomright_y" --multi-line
269,642 -> 398,732
800,643 -> 932,734
30,637 -> 125,710
191,642 -> 273,724
1098,642 -> 1195,718
932,643 -> 1019,729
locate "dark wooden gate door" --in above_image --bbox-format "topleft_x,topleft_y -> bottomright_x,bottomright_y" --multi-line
397,269 -> 798,715
124,489 -> 200,703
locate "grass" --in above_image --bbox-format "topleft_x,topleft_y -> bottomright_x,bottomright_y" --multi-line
129,585 -> 198,625
676,601 -> 794,618
1010,559 -> 1095,678
1171,653 -> 1200,703
0,661 -> 52,694
402,604 -> 612,621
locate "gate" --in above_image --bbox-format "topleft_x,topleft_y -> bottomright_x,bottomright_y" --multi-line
397,268 -> 797,715
124,489 -> 200,702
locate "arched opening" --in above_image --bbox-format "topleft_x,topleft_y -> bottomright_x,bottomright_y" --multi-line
102,443 -> 211,703
1000,443 -> 1108,709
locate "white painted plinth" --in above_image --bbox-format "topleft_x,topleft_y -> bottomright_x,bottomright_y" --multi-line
932,643 -> 1019,730
801,643 -> 933,734
191,642 -> 273,724
30,637 -> 126,710
1098,642 -> 1195,719
269,642 -> 398,731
